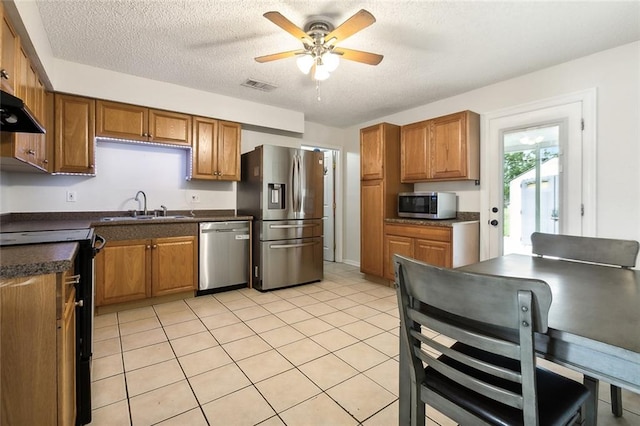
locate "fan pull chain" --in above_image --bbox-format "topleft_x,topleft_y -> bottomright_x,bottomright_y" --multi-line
316,80 -> 321,102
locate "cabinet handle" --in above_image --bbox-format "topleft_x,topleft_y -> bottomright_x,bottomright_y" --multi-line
74,300 -> 84,307
152,244 -> 157,249
146,245 -> 151,249
27,149 -> 35,155
89,164 -> 94,168
0,69 -> 9,79
65,274 -> 81,284
43,159 -> 49,164
148,134 -> 153,138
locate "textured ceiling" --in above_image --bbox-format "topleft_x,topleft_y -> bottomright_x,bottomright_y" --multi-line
34,0 -> 640,128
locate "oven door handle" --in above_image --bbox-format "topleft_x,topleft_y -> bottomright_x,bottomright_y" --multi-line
93,234 -> 106,255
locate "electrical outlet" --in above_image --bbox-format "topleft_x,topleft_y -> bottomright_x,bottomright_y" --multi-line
190,194 -> 201,203
66,191 -> 77,202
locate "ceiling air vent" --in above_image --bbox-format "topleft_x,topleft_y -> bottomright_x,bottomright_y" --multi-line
241,79 -> 277,92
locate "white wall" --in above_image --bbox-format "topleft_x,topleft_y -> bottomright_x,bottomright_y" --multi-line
341,41 -> 640,265
2,123 -> 346,212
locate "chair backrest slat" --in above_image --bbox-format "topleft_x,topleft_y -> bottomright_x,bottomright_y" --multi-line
410,328 -> 522,383
409,308 -> 521,359
418,350 -> 525,410
531,232 -> 639,268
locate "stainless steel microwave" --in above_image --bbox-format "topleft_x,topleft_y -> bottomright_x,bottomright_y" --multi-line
398,192 -> 457,219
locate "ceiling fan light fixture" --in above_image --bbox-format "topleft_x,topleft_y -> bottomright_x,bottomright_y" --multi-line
321,52 -> 340,72
313,63 -> 330,81
296,54 -> 314,74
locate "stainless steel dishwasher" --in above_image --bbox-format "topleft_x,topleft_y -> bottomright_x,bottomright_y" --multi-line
199,221 -> 250,294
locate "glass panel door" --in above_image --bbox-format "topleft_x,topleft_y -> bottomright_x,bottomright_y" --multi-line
502,125 -> 560,254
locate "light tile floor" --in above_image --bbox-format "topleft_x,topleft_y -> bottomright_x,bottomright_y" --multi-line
91,262 -> 640,425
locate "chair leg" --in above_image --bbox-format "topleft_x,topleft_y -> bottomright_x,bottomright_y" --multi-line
582,376 -> 599,426
610,385 -> 623,417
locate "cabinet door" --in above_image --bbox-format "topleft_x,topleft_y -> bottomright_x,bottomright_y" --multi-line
430,112 -> 467,180
217,120 -> 241,181
360,124 -> 384,180
360,180 -> 384,276
0,5 -> 18,94
191,116 -> 218,179
95,239 -> 151,306
151,236 -> 197,297
401,120 -> 430,182
96,100 -> 148,141
414,238 -> 452,268
58,287 -> 76,426
384,235 -> 413,281
1,274 -> 57,425
54,94 -> 95,174
149,109 -> 192,146
25,61 -> 37,114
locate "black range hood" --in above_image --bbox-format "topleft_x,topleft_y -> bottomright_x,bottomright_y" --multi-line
0,89 -> 45,134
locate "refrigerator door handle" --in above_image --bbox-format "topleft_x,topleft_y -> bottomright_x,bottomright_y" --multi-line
291,154 -> 298,213
269,241 -> 318,249
269,224 -> 317,229
297,154 -> 302,213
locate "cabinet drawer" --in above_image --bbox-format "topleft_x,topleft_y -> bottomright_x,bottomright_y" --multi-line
384,223 -> 451,242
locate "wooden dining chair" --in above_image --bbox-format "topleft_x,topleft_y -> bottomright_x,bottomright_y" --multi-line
531,231 -> 639,417
395,254 -> 589,426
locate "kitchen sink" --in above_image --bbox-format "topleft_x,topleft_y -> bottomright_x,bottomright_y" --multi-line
100,215 -> 188,222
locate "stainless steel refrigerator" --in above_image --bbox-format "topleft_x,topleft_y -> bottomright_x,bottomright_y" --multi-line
237,145 -> 324,290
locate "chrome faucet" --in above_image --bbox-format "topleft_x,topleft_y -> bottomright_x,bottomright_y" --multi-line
134,191 -> 148,215
160,205 -> 168,217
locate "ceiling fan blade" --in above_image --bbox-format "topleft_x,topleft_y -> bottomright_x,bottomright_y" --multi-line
324,9 -> 376,45
333,47 -> 383,65
263,11 -> 313,44
255,50 -> 305,63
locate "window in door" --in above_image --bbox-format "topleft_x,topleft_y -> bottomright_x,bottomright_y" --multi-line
502,125 -> 560,254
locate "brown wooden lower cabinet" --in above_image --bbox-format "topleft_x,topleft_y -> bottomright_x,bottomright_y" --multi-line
0,269 -> 76,425
383,222 -> 479,281
360,179 -> 385,276
95,236 -> 197,306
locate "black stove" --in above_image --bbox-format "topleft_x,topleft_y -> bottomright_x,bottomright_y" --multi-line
0,228 -> 94,246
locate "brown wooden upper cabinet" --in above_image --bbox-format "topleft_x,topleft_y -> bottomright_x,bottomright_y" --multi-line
54,93 -> 95,174
96,100 -> 192,146
400,110 -> 480,182
0,13 -> 49,174
191,117 -> 241,181
0,4 -> 18,95
400,120 -> 430,182
360,124 -> 385,180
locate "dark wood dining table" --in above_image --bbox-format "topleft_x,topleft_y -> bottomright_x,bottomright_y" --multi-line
398,254 -> 640,426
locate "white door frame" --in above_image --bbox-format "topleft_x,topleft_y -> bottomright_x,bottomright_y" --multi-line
480,89 -> 597,260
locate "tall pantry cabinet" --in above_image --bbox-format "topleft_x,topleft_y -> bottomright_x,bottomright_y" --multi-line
360,123 -> 411,277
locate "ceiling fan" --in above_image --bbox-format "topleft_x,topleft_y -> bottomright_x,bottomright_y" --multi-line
255,9 -> 383,81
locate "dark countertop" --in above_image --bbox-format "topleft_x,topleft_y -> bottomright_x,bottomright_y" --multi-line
385,212 -> 480,228
0,242 -> 78,279
0,210 -> 253,279
0,210 -> 253,232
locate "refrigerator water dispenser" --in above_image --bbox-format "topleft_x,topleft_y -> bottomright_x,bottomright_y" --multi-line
268,183 -> 285,209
